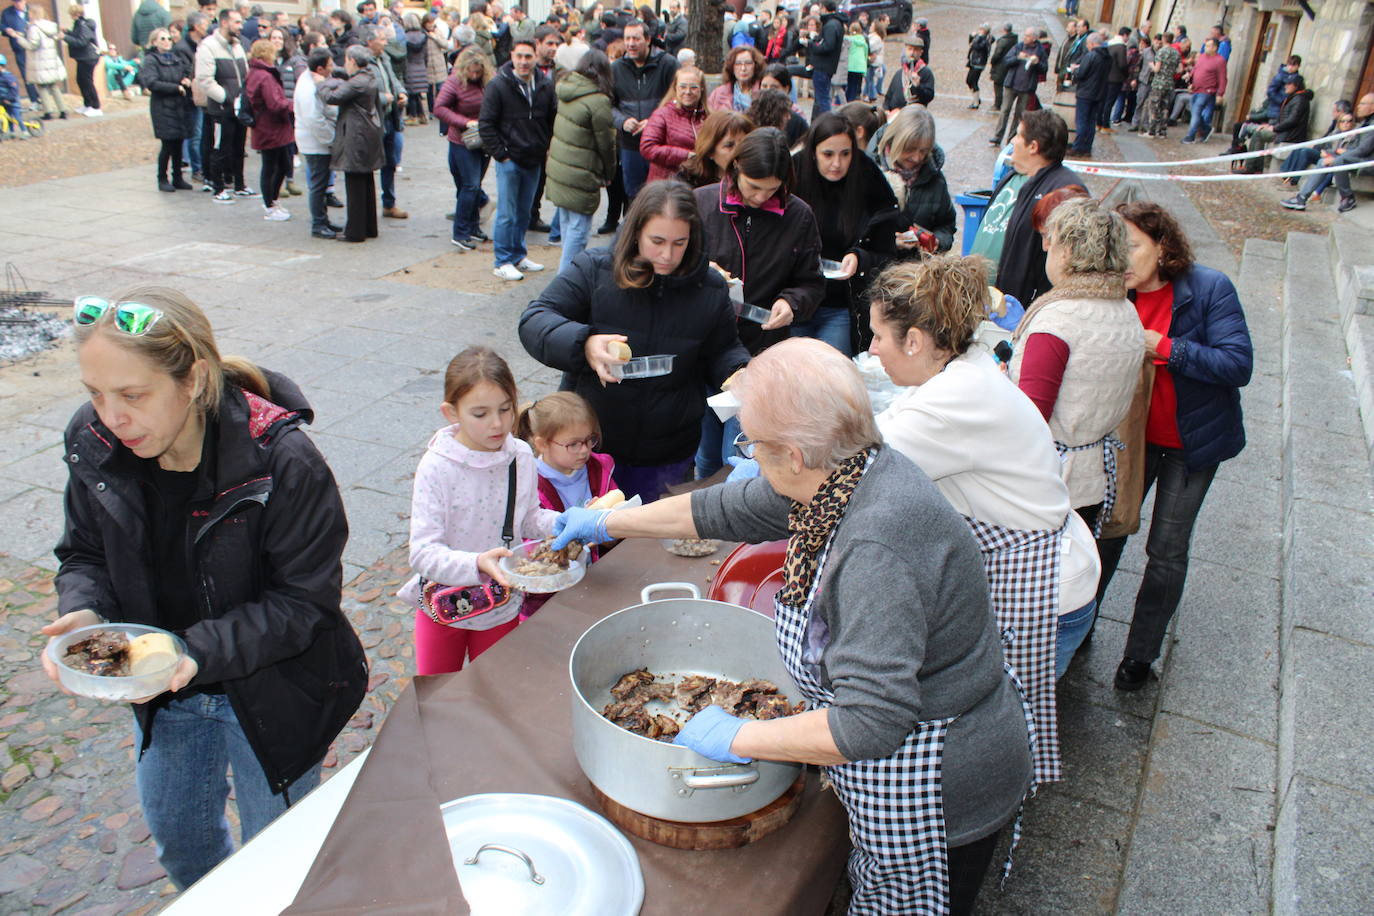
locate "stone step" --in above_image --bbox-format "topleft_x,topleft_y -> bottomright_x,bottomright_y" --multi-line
1328,221 -> 1374,456
1114,239 -> 1284,916
1272,231 -> 1374,915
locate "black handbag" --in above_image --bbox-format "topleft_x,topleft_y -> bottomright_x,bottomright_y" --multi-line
235,89 -> 255,127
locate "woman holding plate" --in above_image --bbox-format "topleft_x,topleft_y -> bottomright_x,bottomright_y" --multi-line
40,288 -> 367,890
551,338 -> 1034,915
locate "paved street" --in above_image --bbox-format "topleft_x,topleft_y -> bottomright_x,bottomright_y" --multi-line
0,0 -> 1367,911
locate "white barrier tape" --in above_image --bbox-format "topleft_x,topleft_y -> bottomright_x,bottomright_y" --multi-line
1064,122 -> 1374,169
1063,159 -> 1374,182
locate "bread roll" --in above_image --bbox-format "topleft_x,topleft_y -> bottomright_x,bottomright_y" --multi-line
610,342 -> 632,361
588,489 -> 626,510
128,633 -> 178,676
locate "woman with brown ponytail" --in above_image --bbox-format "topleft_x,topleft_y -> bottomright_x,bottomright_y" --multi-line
519,181 -> 750,502
40,287 -> 367,891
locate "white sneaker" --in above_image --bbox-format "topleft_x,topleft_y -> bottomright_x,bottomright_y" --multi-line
493,264 -> 524,281
84,108 -> 103,117
515,258 -> 544,273
234,187 -> 259,198
264,206 -> 291,221
213,190 -> 235,203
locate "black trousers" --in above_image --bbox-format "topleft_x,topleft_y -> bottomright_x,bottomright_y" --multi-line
259,144 -> 291,207
75,58 -> 100,110
602,160 -> 625,229
947,827 -> 1003,915
199,109 -> 216,179
343,171 -> 378,241
157,138 -> 184,180
212,112 -> 246,192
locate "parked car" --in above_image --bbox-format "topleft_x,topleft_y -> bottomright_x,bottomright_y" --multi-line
840,0 -> 912,33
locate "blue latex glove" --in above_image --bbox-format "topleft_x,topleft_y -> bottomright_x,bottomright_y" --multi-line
725,456 -> 760,482
674,705 -> 752,764
550,507 -> 612,550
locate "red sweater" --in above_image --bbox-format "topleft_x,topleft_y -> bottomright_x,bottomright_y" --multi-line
640,101 -> 707,184
1135,284 -> 1182,448
246,59 -> 294,150
1189,52 -> 1227,97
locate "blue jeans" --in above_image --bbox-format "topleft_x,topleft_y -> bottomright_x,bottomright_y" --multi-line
1070,97 -> 1098,153
493,158 -> 540,267
864,63 -> 885,100
620,148 -> 650,199
448,142 -> 489,241
304,152 -> 332,230
789,305 -> 852,355
1095,446 -> 1219,664
380,121 -> 402,209
696,407 -> 742,479
557,208 -> 593,275
1282,146 -> 1319,175
184,107 -> 203,175
812,68 -> 834,118
1184,92 -> 1216,141
1054,599 -> 1097,679
549,208 -> 562,243
134,692 -> 321,890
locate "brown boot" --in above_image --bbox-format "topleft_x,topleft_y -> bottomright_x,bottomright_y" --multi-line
383,206 -> 409,219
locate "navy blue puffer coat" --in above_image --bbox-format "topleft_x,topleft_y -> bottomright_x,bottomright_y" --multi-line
1163,264 -> 1253,470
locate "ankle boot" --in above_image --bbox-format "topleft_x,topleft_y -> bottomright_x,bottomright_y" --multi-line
158,173 -> 175,192
171,170 -> 193,191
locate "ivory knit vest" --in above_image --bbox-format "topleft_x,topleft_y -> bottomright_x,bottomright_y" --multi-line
1010,278 -> 1144,508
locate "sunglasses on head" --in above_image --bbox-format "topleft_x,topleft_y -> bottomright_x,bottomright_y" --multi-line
73,296 -> 165,336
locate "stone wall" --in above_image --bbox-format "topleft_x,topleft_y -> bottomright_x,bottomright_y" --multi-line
1288,0 -> 1374,118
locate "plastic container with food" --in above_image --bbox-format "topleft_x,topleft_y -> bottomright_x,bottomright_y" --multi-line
47,623 -> 187,702
610,355 -> 675,381
500,541 -> 588,593
662,538 -> 721,558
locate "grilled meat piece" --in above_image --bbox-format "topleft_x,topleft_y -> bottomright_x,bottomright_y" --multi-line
747,693 -> 796,720
602,700 -> 652,735
63,631 -> 132,677
675,674 -> 716,712
610,668 -> 655,700
646,714 -> 681,740
707,680 -> 747,711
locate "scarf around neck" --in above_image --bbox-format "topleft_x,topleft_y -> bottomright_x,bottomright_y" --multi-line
778,449 -> 871,607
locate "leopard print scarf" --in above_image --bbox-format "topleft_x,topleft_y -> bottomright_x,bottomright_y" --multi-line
778,450 -> 872,607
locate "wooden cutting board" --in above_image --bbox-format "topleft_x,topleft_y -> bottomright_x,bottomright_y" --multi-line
590,770 -> 809,850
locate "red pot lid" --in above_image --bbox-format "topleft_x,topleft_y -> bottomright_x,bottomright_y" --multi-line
707,540 -> 787,619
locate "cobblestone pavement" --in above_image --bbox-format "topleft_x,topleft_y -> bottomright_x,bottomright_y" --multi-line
0,1 -> 1314,912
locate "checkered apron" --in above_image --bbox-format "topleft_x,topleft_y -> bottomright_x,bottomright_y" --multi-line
962,515 -> 1065,786
1057,434 -> 1124,537
774,539 -> 957,916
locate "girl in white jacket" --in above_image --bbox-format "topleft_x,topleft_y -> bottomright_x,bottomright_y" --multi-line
399,347 -> 558,674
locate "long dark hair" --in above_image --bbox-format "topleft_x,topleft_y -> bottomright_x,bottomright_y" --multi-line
792,113 -> 867,244
612,181 -> 706,289
574,47 -> 613,96
728,126 -> 794,200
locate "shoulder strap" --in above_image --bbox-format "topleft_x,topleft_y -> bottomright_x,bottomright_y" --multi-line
502,459 -> 517,548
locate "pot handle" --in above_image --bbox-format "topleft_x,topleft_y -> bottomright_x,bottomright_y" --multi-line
681,766 -> 759,790
640,582 -> 701,603
463,843 -> 546,886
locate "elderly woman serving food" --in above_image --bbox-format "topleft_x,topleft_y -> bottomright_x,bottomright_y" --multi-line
553,338 -> 1033,916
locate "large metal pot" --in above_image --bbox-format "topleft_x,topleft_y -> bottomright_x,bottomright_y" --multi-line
569,583 -> 804,823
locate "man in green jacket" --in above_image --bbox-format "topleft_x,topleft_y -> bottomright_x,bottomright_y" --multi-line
131,0 -> 170,53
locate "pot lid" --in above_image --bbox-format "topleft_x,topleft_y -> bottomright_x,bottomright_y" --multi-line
441,793 -> 644,916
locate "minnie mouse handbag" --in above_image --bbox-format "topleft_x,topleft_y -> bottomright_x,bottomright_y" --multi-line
419,461 -> 517,626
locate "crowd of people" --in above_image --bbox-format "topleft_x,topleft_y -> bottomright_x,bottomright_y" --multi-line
26,1 -> 1299,913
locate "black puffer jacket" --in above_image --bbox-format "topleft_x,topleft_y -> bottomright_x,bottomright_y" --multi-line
139,50 -> 191,140
478,62 -> 557,167
873,144 -> 957,255
611,48 -> 677,150
695,178 -> 826,354
1271,88 -> 1313,144
55,372 -> 367,796
806,11 -> 846,75
967,32 -> 990,70
1072,45 -> 1110,101
518,247 -> 750,466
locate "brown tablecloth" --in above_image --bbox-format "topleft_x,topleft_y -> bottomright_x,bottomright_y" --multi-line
284,539 -> 850,915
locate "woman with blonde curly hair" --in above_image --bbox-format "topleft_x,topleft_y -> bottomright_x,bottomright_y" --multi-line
1008,196 -> 1144,539
867,255 -> 1102,792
